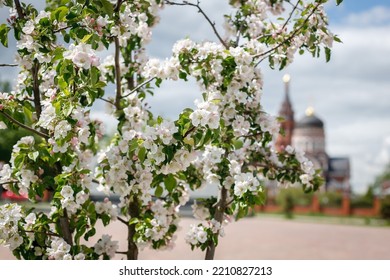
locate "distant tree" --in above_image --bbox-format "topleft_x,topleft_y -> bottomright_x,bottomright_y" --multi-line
370,163 -> 390,220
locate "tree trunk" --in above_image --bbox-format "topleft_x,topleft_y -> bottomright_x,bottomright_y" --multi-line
127,196 -> 139,260
59,209 -> 73,246
205,187 -> 227,260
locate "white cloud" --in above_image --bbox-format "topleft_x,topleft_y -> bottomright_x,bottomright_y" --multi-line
344,6 -> 390,26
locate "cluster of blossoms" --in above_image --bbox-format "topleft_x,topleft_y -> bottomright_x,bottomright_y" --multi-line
63,43 -> 100,70
95,198 -> 118,221
0,0 -> 338,260
185,218 -> 227,247
111,1 -> 162,45
94,234 -> 119,259
60,185 -> 89,215
0,204 -> 24,251
285,145 -> 316,188
46,238 -> 72,260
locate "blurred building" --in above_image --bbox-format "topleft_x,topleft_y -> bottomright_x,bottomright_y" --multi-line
275,74 -> 351,194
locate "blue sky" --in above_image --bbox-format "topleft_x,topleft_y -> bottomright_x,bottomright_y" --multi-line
1,1 -> 390,194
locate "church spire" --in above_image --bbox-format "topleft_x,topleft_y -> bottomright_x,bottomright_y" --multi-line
283,74 -> 291,99
276,74 -> 295,151
278,74 -> 294,121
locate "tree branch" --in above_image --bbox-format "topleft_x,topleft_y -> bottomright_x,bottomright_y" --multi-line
116,251 -> 128,255
122,77 -> 155,98
24,230 -> 60,237
0,63 -> 18,67
53,25 -> 71,33
114,37 -> 122,110
114,0 -> 123,13
0,110 -> 49,139
205,185 -> 227,260
117,216 -> 128,225
281,0 -> 300,32
98,97 -> 115,106
127,196 -> 140,260
32,61 -> 42,120
59,208 -> 73,247
13,0 -> 24,19
165,0 -> 228,49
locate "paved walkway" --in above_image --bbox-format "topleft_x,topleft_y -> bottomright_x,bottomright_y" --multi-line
1,217 -> 390,260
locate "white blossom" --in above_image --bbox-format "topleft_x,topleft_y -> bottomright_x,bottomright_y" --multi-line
47,238 -> 71,260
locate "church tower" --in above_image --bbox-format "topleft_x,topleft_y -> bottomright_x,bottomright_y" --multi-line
292,106 -> 329,174
276,74 -> 295,151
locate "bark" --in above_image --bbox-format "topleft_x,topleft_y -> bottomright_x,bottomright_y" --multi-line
59,209 -> 73,246
205,186 -> 227,260
127,197 -> 140,260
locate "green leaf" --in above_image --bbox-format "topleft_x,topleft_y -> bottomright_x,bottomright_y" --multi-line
28,151 -> 39,161
129,218 -> 139,225
333,35 -> 342,43
155,185 -> 163,197
164,174 -> 176,193
91,66 -> 99,85
52,6 -> 69,22
138,147 -> 146,163
64,33 -> 71,43
179,71 -> 187,81
325,47 -> 331,62
81,33 -> 93,43
75,224 -> 87,245
84,228 -> 96,241
100,0 -> 114,17
236,205 -> 248,220
13,154 -> 25,169
336,0 -> 343,6
94,81 -> 106,88
0,24 -> 10,47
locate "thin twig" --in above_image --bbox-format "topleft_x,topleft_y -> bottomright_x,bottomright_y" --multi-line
92,179 -> 99,185
183,125 -> 196,138
122,77 -> 155,98
281,0 -> 300,31
117,216 -> 128,225
53,25 -> 71,33
99,97 -> 115,106
116,251 -> 128,255
165,0 -> 228,49
114,37 -> 122,110
285,0 -> 303,12
0,111 -> 49,139
24,230 -> 60,237
254,2 -> 322,66
0,63 -> 18,67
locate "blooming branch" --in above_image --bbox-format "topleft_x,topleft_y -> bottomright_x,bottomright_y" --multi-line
0,111 -> 49,139
254,1 -> 324,66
